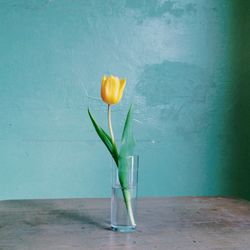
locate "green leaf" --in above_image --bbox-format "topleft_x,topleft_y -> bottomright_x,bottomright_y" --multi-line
88,108 -> 119,166
118,105 -> 136,187
119,105 -> 135,158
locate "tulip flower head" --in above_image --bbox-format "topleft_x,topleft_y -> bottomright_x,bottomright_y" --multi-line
101,75 -> 126,105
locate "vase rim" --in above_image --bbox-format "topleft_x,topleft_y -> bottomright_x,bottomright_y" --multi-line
119,154 -> 139,159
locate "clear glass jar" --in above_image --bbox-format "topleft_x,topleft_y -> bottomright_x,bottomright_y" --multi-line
111,155 -> 139,232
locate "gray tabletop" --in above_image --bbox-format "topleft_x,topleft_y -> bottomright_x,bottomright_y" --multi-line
0,197 -> 250,250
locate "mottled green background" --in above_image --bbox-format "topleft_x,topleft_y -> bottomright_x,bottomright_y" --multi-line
0,0 -> 249,200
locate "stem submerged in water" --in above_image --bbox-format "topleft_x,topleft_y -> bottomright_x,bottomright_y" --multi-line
121,185 -> 136,226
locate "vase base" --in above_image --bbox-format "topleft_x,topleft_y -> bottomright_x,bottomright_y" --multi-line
111,225 -> 136,233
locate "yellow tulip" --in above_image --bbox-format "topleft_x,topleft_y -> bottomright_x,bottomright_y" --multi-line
101,75 -> 126,105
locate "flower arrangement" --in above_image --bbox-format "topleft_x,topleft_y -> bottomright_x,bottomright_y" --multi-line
88,75 -> 136,228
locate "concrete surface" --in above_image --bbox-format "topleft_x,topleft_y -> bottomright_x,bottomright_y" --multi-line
0,197 -> 250,249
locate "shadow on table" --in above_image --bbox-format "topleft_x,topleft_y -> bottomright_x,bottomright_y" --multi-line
8,199 -> 111,230
49,208 -> 111,230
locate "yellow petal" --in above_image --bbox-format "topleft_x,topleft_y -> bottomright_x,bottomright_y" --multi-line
116,79 -> 126,103
120,79 -> 126,90
101,76 -> 107,88
101,76 -> 109,104
112,76 -> 121,103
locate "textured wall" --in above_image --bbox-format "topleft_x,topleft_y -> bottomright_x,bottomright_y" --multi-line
0,0 -> 248,200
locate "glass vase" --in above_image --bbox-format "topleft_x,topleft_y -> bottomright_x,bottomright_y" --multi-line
111,155 -> 139,232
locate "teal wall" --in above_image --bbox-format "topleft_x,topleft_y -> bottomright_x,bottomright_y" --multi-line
0,0 -> 249,200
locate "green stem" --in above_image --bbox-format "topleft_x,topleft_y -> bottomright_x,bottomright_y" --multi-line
107,104 -> 135,226
108,104 -> 115,144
